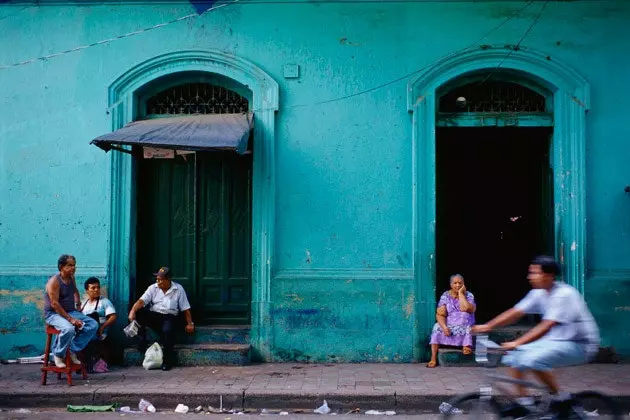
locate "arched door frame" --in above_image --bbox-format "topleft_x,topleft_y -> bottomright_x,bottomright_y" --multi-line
407,46 -> 590,361
105,50 -> 279,360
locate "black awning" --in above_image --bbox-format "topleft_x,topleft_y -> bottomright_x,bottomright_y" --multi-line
90,112 -> 253,155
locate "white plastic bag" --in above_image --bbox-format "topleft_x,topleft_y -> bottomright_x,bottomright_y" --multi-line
174,404 -> 189,414
314,400 -> 331,414
142,342 -> 163,370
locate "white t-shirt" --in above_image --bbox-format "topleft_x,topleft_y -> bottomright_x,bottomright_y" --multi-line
515,282 -> 600,356
140,282 -> 191,316
81,297 -> 117,337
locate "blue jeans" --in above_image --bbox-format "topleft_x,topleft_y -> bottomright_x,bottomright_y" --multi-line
45,311 -> 98,357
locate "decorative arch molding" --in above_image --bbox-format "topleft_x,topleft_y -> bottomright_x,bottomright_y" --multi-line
106,50 -> 279,360
406,46 -> 590,361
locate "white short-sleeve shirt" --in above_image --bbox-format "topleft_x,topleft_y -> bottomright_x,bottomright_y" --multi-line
81,297 -> 117,336
140,281 -> 191,316
515,282 -> 600,356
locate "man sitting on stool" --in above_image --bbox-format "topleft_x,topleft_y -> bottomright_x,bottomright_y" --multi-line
128,267 -> 195,371
45,254 -> 98,368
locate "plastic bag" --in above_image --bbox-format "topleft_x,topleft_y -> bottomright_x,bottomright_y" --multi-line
139,398 -> 156,413
439,402 -> 462,415
142,342 -> 163,370
314,400 -> 331,414
93,358 -> 108,373
175,404 -> 189,414
124,320 -> 141,338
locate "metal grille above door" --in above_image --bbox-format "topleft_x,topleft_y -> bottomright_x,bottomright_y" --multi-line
146,83 -> 249,115
439,81 -> 546,114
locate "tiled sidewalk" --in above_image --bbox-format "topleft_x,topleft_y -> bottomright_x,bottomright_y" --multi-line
0,363 -> 628,410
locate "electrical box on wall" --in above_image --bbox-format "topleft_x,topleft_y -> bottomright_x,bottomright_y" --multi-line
283,64 -> 300,79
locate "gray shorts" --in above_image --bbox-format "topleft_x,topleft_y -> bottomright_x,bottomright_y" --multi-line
502,339 -> 588,372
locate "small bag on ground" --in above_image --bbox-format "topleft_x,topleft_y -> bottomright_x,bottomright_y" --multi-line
142,342 -> 163,370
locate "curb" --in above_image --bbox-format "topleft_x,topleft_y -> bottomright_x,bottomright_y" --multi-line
3,391 -> 630,412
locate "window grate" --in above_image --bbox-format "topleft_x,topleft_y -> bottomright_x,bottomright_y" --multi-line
146,83 -> 249,115
439,81 -> 546,113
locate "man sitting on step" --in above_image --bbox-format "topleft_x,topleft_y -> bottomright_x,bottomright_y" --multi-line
128,266 -> 195,371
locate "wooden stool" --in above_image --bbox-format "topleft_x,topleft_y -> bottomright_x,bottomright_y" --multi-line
41,325 -> 87,386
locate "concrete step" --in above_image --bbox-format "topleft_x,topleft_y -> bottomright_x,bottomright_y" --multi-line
436,327 -> 529,367
437,348 -> 477,367
185,325 -> 250,345
124,343 -> 251,367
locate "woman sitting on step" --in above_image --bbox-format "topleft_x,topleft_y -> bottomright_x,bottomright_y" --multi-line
427,274 -> 476,368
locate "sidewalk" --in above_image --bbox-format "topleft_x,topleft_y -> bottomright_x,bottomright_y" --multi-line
1,363 -> 629,411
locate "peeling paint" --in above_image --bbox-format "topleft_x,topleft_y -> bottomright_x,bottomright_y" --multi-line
572,96 -> 587,108
403,293 -> 415,319
11,344 -> 37,355
339,37 -> 362,46
285,293 -> 304,303
0,289 -> 45,310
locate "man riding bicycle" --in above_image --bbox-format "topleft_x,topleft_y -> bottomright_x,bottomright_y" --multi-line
472,255 -> 600,412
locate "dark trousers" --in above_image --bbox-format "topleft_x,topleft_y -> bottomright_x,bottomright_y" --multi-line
136,308 -> 182,365
85,336 -> 113,372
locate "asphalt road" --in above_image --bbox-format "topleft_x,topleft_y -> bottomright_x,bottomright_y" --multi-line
0,413 -> 475,420
0,411 -> 628,420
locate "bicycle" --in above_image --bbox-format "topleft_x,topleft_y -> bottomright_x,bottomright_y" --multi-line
441,335 -> 622,419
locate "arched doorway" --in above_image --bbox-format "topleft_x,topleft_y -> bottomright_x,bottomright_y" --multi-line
134,76 -> 253,324
435,75 -> 554,323
407,47 -> 589,361
105,51 -> 279,360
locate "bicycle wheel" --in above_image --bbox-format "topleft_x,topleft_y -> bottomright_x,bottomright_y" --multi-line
441,392 -> 504,419
569,391 -> 622,420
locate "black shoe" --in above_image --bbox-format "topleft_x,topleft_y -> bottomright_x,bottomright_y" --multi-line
161,363 -> 172,371
500,403 -> 532,419
548,394 -> 574,419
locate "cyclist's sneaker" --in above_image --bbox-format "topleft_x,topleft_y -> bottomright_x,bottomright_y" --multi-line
516,397 -> 536,408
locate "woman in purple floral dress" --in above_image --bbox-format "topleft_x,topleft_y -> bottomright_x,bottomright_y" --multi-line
427,274 -> 476,368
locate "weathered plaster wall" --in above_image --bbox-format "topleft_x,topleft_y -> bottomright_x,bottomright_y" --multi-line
272,275 -> 415,362
1,1 -> 629,360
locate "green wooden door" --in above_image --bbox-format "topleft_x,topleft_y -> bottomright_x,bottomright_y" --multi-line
197,152 -> 252,324
136,152 -> 252,325
135,155 -> 196,298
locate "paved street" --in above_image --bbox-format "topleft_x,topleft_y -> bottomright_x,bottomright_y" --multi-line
0,412 -> 629,420
1,363 -> 629,412
0,413 -> 495,420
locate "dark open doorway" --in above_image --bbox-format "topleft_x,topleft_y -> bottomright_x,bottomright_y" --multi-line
436,127 -> 554,323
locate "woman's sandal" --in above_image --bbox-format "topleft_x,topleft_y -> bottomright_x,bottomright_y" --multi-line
462,346 -> 472,355
426,360 -> 437,368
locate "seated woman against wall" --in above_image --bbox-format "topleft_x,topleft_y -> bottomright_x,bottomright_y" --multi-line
427,274 -> 476,368
81,277 -> 117,372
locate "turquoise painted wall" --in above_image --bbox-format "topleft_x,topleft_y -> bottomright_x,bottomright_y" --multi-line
0,1 -> 629,361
